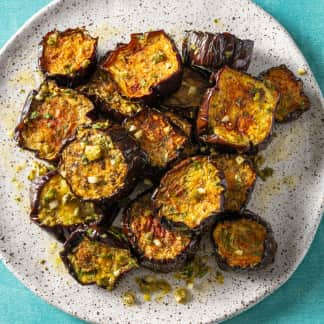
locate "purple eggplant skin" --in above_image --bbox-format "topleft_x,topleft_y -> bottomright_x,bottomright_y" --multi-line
39,28 -> 98,88
211,210 -> 277,272
100,30 -> 183,106
29,171 -> 119,242
152,156 -> 227,235
122,190 -> 200,273
182,31 -> 254,76
60,226 -> 138,289
59,124 -> 147,203
196,67 -> 280,154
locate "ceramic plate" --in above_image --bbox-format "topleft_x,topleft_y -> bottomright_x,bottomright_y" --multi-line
0,0 -> 323,323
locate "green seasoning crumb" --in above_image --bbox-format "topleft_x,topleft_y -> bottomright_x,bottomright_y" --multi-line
297,68 -> 307,76
152,51 -> 166,64
258,166 -> 274,181
43,112 -> 54,119
27,162 -> 56,181
215,271 -> 224,284
174,256 -> 210,285
135,275 -> 171,302
92,120 -> 110,130
20,89 -> 26,94
30,111 -> 39,120
251,155 -> 274,181
224,50 -> 233,59
174,288 -> 190,304
213,18 -> 220,24
122,291 -> 136,306
40,259 -> 46,265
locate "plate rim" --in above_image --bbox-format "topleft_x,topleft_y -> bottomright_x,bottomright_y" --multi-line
0,0 -> 323,323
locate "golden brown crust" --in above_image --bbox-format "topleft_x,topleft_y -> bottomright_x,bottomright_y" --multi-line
259,65 -> 310,122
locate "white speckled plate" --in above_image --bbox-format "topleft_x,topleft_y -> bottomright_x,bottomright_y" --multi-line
0,0 -> 323,323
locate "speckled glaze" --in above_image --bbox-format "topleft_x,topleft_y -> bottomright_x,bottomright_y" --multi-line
0,1 -> 323,323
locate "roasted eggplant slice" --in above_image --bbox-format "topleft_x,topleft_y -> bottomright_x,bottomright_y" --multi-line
160,67 -> 210,119
30,171 -> 117,242
101,30 -> 182,104
212,211 -> 277,271
259,65 -> 310,122
162,111 -> 192,138
212,154 -> 256,212
15,80 -> 94,162
77,68 -> 143,122
123,109 -> 189,170
197,67 -> 280,152
153,156 -> 226,234
123,191 -> 199,272
60,227 -> 138,290
59,125 -> 146,202
182,31 -> 254,75
39,28 -> 98,87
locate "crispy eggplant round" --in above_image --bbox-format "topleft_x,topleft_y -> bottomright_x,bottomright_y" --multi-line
30,171 -> 118,242
153,156 -> 226,234
212,154 -> 256,212
77,68 -> 143,122
60,227 -> 138,290
160,67 -> 210,119
101,30 -> 182,105
211,211 -> 277,271
59,125 -> 146,202
123,191 -> 199,272
15,80 -> 95,162
39,28 -> 98,87
259,64 -> 310,122
182,31 -> 254,75
197,66 -> 280,153
123,108 -> 189,171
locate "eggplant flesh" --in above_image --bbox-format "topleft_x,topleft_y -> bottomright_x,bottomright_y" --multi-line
259,64 -> 310,122
123,108 -> 188,170
60,227 -> 138,290
59,125 -> 146,202
212,154 -> 256,212
160,67 -> 210,119
39,28 -> 98,87
15,80 -> 94,162
153,156 -> 226,234
123,192 -> 199,272
182,31 -> 254,75
196,66 -> 280,152
77,68 -> 143,122
212,211 -> 277,271
101,30 -> 183,104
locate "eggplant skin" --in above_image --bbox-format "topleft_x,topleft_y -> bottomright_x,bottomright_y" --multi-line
60,226 -> 138,290
259,64 -> 310,122
59,125 -> 146,203
15,81 -> 95,163
182,31 -> 254,75
123,108 -> 189,174
152,155 -> 226,235
39,28 -> 98,87
160,67 -> 211,119
77,68 -> 143,122
211,210 -> 277,272
100,30 -> 183,105
122,191 -> 200,273
29,171 -> 118,242
197,66 -> 280,153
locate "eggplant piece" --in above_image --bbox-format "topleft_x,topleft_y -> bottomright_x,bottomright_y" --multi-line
101,30 -> 182,104
30,171 -> 118,242
197,66 -> 280,152
123,191 -> 199,272
123,108 -> 189,171
259,65 -> 310,122
77,68 -> 143,122
60,227 -> 138,290
182,31 -> 254,75
59,125 -> 146,202
212,154 -> 256,212
15,80 -> 95,162
39,28 -> 98,87
211,211 -> 277,271
153,156 -> 226,234
160,67 -> 210,119
162,111 -> 193,138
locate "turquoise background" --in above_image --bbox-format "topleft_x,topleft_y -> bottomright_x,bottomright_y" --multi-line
0,0 -> 323,323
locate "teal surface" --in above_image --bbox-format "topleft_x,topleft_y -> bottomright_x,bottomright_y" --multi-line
0,0 -> 323,323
